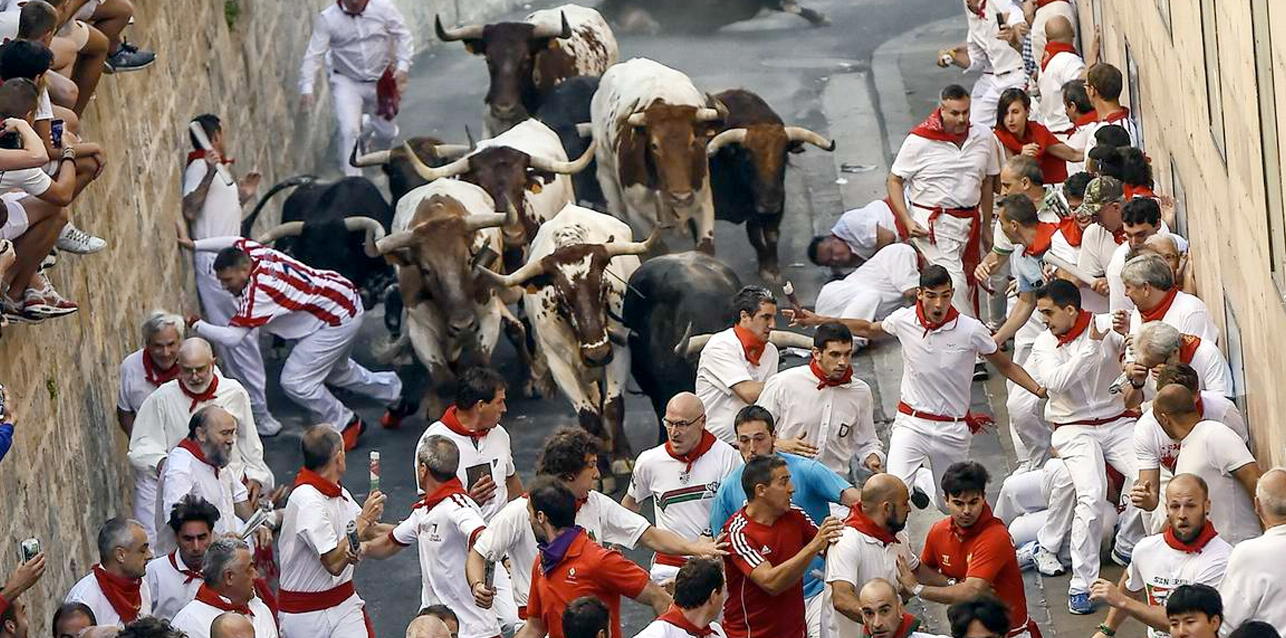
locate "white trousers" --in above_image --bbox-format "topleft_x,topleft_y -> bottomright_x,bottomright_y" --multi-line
133,468 -> 159,544
910,210 -> 977,316
970,70 -> 1029,128
805,591 -> 825,638
195,254 -> 269,415
1006,340 -> 1050,473
1049,418 -> 1144,593
280,313 -> 402,431
279,593 -> 371,638
649,563 -> 680,585
887,413 -> 971,512
331,73 -> 398,177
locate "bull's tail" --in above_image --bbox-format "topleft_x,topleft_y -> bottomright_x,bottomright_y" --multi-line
240,175 -> 318,237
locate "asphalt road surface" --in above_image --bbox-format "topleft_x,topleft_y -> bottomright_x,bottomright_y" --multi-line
255,0 -> 960,635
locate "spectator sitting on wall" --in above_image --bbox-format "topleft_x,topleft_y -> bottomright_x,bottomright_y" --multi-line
47,0 -> 154,116
0,547 -> 47,623
11,0 -> 82,128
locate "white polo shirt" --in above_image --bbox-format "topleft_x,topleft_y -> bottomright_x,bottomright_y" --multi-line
1126,532 -> 1232,638
182,160 -> 242,241
116,349 -> 170,415
963,0 -> 1025,76
1035,52 -> 1083,130
1129,291 -> 1221,345
145,552 -> 203,621
1106,223 -> 1181,313
757,366 -> 883,476
158,444 -> 247,544
695,328 -> 780,444
814,244 -> 919,323
891,126 -> 1000,211
414,415 -> 516,521
830,199 -> 898,262
627,436 -> 742,564
1076,223 -> 1120,312
65,569 -> 154,627
472,490 -> 650,608
1029,314 -> 1128,424
278,483 -> 362,594
881,306 -> 997,418
1135,336 -> 1232,399
390,491 -> 497,638
1175,421 -> 1261,545
823,527 -> 918,638
1219,525 -> 1286,636
634,618 -> 729,638
1134,392 -> 1245,474
171,594 -> 278,638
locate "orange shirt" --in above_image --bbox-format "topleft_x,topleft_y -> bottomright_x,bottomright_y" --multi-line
527,529 -> 651,638
920,506 -> 1029,632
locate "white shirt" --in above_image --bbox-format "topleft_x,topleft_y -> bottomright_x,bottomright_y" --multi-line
171,594 -> 277,638
1106,223 -> 1183,312
1030,2 -> 1078,89
145,552 -> 203,621
881,306 -> 998,418
472,490 -> 650,607
390,492 -> 498,638
116,349 -> 170,414
1134,392 -> 1245,474
1076,223 -> 1120,287
1219,525 -> 1286,636
823,527 -> 919,638
830,199 -> 898,262
278,483 -> 363,594
1126,532 -> 1232,638
1129,291 -> 1221,345
757,366 -> 883,476
633,618 -> 729,638
182,160 -> 241,241
0,166 -> 51,196
1029,314 -> 1129,424
1176,421 -> 1261,545
814,244 -> 918,322
891,126 -> 1001,210
963,0 -> 1026,76
1084,110 -> 1142,149
66,568 -> 154,627
414,419 -> 516,521
158,444 -> 249,547
695,328 -> 780,443
299,0 -> 413,94
627,437 -> 742,551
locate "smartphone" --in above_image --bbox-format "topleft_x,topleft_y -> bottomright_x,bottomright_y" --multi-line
484,560 -> 496,589
50,119 -> 64,149
19,538 -> 39,562
466,463 -> 491,489
996,13 -> 1006,28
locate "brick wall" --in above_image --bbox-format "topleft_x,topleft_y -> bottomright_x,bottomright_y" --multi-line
0,0 -> 523,622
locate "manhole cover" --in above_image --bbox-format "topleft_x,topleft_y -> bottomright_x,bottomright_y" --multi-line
760,57 -> 868,71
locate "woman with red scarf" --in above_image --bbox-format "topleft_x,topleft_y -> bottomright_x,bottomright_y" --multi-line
993,88 -> 1083,185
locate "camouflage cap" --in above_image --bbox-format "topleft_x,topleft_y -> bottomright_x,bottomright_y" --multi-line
1075,175 -> 1124,218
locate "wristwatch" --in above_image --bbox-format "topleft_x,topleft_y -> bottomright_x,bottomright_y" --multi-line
911,584 -> 924,597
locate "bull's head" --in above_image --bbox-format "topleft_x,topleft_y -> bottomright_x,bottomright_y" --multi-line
478,231 -> 655,367
706,124 -> 834,215
349,138 -> 470,203
373,195 -> 510,339
436,13 -> 572,124
619,98 -> 726,210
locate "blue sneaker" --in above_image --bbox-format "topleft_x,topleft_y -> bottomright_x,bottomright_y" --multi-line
1015,540 -> 1038,571
1069,592 -> 1095,615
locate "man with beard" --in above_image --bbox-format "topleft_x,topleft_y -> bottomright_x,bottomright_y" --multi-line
145,495 -> 220,621
824,475 -> 918,638
65,518 -> 153,626
117,312 -> 184,436
856,579 -> 945,638
1091,474 -> 1232,638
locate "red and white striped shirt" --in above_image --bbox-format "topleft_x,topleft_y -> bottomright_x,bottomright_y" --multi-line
227,239 -> 361,340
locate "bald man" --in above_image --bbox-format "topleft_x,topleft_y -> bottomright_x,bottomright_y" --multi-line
211,612 -> 256,638
1035,16 -> 1085,137
1030,0 -> 1078,82
1142,234 -> 1190,291
1221,469 -> 1286,634
855,579 -> 945,638
406,615 -> 452,638
128,338 -> 272,543
824,475 -> 918,638
624,392 -> 744,584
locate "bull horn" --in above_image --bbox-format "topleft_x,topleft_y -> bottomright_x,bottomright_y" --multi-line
532,11 -> 572,39
768,330 -> 814,350
433,144 -> 472,160
405,142 -> 471,181
477,258 -> 545,289
575,123 -> 594,139
349,140 -> 393,167
464,211 -> 509,232
626,112 -> 647,127
375,229 -> 418,255
679,333 -> 715,357
530,139 -> 596,174
503,200 -> 521,227
256,221 -> 305,244
435,14 -> 484,41
602,227 -> 658,258
695,107 -> 724,123
784,126 -> 836,151
705,128 -> 747,156
343,217 -> 388,258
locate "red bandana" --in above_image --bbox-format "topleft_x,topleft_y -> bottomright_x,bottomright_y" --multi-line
1139,287 -> 1179,323
181,375 -> 219,411
994,121 -> 1067,184
810,359 -> 853,389
414,477 -> 470,511
195,583 -> 254,616
915,301 -> 959,337
910,108 -> 968,145
1124,184 -> 1157,201
1056,311 -> 1093,347
1059,217 -> 1084,247
1178,335 -> 1201,364
1035,0 -> 1069,6
1071,110 -> 1099,133
1111,226 -> 1127,245
169,551 -> 202,584
1023,222 -> 1059,257
1164,522 -> 1219,554
863,613 -> 922,638
951,503 -> 1002,540
440,405 -> 486,441
658,605 -> 716,638
665,430 -> 717,474
844,506 -> 899,546
1040,41 -> 1078,72
92,565 -> 143,623
185,149 -> 234,167
733,325 -> 767,367
294,467 -> 343,499
178,438 -> 219,478
142,352 -> 179,388
1101,107 -> 1131,124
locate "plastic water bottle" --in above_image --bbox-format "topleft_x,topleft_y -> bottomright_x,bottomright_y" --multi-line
369,451 -> 381,493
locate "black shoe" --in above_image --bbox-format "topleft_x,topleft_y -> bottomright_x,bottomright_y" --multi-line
380,396 -> 419,430
911,487 -> 931,510
104,41 -> 155,74
973,361 -> 990,381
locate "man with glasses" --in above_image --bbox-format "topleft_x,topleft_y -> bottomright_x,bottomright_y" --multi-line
624,393 -> 743,584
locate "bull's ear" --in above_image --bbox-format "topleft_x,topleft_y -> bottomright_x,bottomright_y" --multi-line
523,273 -> 554,293
616,125 -> 652,189
787,140 -> 807,154
464,39 -> 484,55
383,249 -> 413,267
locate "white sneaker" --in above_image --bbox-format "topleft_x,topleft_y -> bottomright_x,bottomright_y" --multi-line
1033,545 -> 1066,576
254,410 -> 283,437
57,223 -> 107,254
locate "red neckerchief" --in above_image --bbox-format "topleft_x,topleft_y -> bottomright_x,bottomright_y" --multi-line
1055,311 -> 1093,347
915,300 -> 959,337
1040,41 -> 1078,71
1178,334 -> 1201,364
862,613 -> 922,638
1139,287 -> 1180,322
1101,107 -> 1131,123
142,352 -> 179,388
1070,110 -> 1099,133
181,375 -> 219,411
413,477 -> 469,511
1023,222 -> 1059,257
665,430 -> 717,474
844,506 -> 899,546
178,438 -> 219,478
440,405 -> 486,441
1059,217 -> 1084,247
993,122 -> 1040,156
294,467 -> 343,499
169,551 -> 202,584
185,149 -> 234,167
951,503 -> 1003,540
910,108 -> 968,145
195,583 -> 254,616
1124,184 -> 1157,200
967,0 -> 986,18
92,565 -> 143,623
1036,0 -> 1069,7
658,605 -> 716,638
810,359 -> 853,389
733,324 -> 767,367
1164,522 -> 1219,554
1111,225 -> 1127,244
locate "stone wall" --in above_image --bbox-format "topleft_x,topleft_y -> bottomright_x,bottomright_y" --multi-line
0,0 -> 523,622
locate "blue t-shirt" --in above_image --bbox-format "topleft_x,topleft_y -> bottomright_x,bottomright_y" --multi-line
709,451 -> 852,598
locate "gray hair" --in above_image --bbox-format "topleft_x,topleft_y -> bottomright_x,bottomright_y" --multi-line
97,518 -> 144,564
418,434 -> 460,481
141,310 -> 185,344
1135,321 -> 1181,364
202,537 -> 250,586
1256,468 -> 1286,518
1006,155 -> 1044,186
1120,253 -> 1175,291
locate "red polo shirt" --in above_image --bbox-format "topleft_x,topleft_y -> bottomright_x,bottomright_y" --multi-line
920,506 -> 1029,633
527,528 -> 651,638
721,506 -> 819,638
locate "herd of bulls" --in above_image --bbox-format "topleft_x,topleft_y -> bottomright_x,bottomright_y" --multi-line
248,3 -> 834,476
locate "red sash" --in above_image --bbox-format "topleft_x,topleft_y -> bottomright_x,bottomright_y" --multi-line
844,506 -> 899,545
1164,522 -> 1219,554
665,430 -> 717,473
278,581 -> 356,614
195,583 -> 254,616
294,468 -> 343,499
413,477 -> 469,511
658,605 -> 717,637
142,352 -> 179,387
440,405 -> 486,441
994,121 -> 1068,183
1055,311 -> 1092,347
1178,335 -> 1201,364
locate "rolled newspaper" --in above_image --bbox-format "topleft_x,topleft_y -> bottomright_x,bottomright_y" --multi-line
187,120 -> 234,185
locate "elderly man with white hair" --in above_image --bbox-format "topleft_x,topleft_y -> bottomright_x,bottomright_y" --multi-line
1219,468 -> 1286,635
1118,253 -> 1219,344
1123,321 -> 1232,410
171,538 -> 276,638
117,312 -> 185,436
